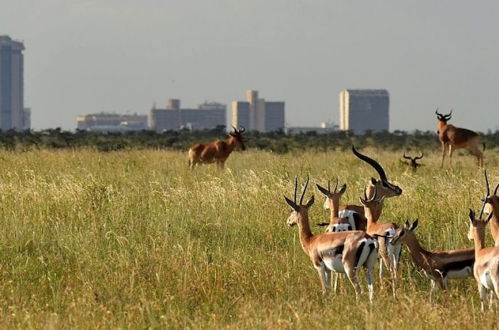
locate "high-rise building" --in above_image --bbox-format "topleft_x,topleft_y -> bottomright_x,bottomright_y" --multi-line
149,99 -> 226,132
76,113 -> 148,132
231,90 -> 285,132
339,89 -> 389,134
0,35 -> 26,130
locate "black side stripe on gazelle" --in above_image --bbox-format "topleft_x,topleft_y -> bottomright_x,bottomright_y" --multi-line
435,259 -> 474,278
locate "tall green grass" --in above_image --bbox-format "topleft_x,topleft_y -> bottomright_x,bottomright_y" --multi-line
0,148 -> 497,328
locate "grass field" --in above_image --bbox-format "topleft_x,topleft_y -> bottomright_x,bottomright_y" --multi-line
0,148 -> 498,329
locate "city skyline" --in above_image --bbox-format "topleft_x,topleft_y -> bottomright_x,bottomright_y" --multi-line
2,1 -> 499,132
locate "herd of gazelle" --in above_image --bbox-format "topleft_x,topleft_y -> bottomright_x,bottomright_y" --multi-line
284,148 -> 499,310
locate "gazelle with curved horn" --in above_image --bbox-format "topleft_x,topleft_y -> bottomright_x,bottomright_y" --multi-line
188,126 -> 246,169
402,152 -> 424,172
390,220 -> 474,302
284,177 -> 379,301
435,108 -> 484,168
481,170 -> 499,246
337,146 -> 403,229
467,206 -> 498,311
359,187 -> 402,296
316,178 -> 365,232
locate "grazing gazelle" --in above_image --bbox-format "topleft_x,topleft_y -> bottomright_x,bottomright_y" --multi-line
188,126 -> 246,169
316,179 -> 365,232
390,220 -> 474,302
467,208 -> 498,311
284,177 -> 379,301
402,152 -> 424,172
337,146 -> 403,226
435,108 -> 484,168
481,170 -> 499,246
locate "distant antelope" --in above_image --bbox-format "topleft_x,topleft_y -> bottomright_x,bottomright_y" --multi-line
284,177 -> 379,300
435,108 -> 484,168
188,126 -> 246,169
337,146 -> 403,230
390,220 -> 474,302
402,152 -> 424,172
467,207 -> 498,311
481,170 -> 499,246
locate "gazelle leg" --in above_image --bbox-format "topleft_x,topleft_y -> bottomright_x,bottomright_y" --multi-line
333,273 -> 339,293
430,279 -> 437,303
345,265 -> 361,300
469,144 -> 484,168
440,143 -> 448,168
316,264 -> 329,296
479,283 -> 487,312
448,145 -> 455,168
366,269 -> 374,303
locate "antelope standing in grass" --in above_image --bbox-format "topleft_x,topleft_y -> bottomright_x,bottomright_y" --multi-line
284,177 -> 379,301
481,170 -> 499,246
467,208 -> 498,311
402,152 -> 424,172
188,126 -> 246,169
435,108 -> 484,168
390,220 -> 474,302
360,187 -> 402,296
337,147 -> 403,227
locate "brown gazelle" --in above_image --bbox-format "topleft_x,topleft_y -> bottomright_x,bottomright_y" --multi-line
338,147 -> 403,226
316,179 -> 364,232
467,207 -> 498,311
481,170 -> 499,246
188,126 -> 246,169
435,108 -> 484,168
284,177 -> 379,301
390,220 -> 474,302
359,187 -> 402,295
402,152 -> 424,172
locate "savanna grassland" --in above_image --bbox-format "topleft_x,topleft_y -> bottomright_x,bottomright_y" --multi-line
0,148 -> 498,329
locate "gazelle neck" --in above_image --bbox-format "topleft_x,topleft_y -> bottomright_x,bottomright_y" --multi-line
472,227 -> 486,255
364,203 -> 381,225
329,197 -> 340,220
403,233 -> 432,268
297,214 -> 313,253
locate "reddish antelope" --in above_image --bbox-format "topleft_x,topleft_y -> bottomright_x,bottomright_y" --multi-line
284,177 -> 379,300
467,208 -> 498,311
188,126 -> 246,169
390,220 -> 474,302
402,152 -> 424,172
481,170 -> 499,246
338,147 -> 403,226
435,108 -> 484,168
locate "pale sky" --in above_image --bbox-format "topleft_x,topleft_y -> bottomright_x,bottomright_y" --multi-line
2,0 -> 499,131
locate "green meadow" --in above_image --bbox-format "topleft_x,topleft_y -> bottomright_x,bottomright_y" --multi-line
0,148 -> 497,329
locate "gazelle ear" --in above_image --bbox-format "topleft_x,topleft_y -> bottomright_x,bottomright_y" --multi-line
370,178 -> 377,185
468,209 -> 475,223
404,220 -> 410,228
409,219 -> 419,231
338,184 -> 347,194
305,195 -> 315,208
284,196 -> 298,211
315,184 -> 330,197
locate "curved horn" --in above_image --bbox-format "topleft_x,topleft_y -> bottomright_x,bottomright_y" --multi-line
352,146 -> 387,181
299,176 -> 310,205
484,170 -> 490,198
327,180 -> 331,193
415,152 -> 424,160
238,125 -> 245,133
444,109 -> 453,119
294,177 -> 298,204
232,126 -> 238,133
334,178 -> 339,193
494,183 -> 499,196
403,152 -> 411,160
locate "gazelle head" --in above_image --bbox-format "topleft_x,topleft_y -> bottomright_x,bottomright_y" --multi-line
316,178 -> 347,210
359,186 -> 384,221
229,126 -> 246,150
435,108 -> 453,124
284,177 -> 315,227
402,152 -> 424,171
390,219 -> 418,245
481,169 -> 499,215
467,207 -> 493,241
352,146 -> 402,198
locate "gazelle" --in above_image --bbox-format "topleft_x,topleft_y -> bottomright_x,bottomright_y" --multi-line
359,187 -> 402,295
402,152 -> 424,172
316,179 -> 365,232
481,170 -> 499,246
435,108 -> 484,168
337,147 -> 403,226
390,220 -> 474,302
188,126 -> 246,169
284,177 -> 379,301
467,208 -> 498,311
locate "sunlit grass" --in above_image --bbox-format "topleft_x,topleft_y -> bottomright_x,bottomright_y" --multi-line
0,148 -> 497,328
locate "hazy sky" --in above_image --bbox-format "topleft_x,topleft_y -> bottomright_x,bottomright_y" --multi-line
2,0 -> 499,131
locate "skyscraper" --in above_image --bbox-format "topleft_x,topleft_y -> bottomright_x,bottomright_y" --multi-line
231,90 -> 285,132
339,89 -> 389,134
0,36 -> 26,130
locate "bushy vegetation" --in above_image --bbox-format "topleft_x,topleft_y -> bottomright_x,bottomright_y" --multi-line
0,148 -> 498,328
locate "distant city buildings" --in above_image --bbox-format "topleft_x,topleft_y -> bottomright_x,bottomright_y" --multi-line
339,89 -> 389,134
231,90 -> 285,132
149,99 -> 226,133
286,122 -> 339,135
0,35 -> 29,130
76,113 -> 148,132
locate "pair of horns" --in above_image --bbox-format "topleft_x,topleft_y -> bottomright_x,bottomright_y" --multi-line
292,176 -> 310,205
435,108 -> 452,121
316,178 -> 346,195
231,125 -> 245,133
352,146 -> 388,182
403,152 -> 423,161
360,186 -> 378,204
